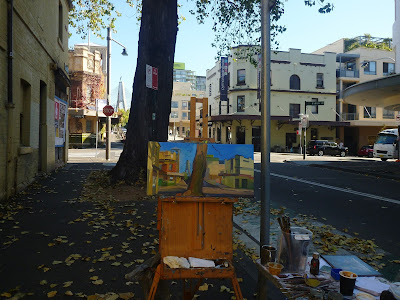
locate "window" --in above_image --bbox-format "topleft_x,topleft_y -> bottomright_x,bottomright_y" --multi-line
310,98 -> 319,114
209,84 -> 212,96
58,2 -> 63,42
311,128 -> 318,140
182,101 -> 188,109
316,73 -> 324,88
290,75 -> 300,90
363,106 -> 376,118
289,103 -> 300,118
237,69 -> 246,85
171,101 -> 178,108
383,62 -> 395,76
363,61 -> 376,75
209,105 -> 211,116
86,120 -> 92,132
382,109 -> 394,119
20,80 -> 31,146
182,112 -> 188,120
237,96 -> 245,112
170,112 -> 178,118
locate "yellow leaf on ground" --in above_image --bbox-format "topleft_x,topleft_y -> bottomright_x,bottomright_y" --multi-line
92,279 -> 103,285
119,293 -> 135,300
1,292 -> 11,298
63,281 -> 73,287
47,291 -> 57,298
65,291 -> 73,296
87,295 -> 99,300
50,284 -> 57,288
52,261 -> 62,265
111,262 -> 121,266
198,283 -> 209,291
90,276 -> 98,280
40,280 -> 47,285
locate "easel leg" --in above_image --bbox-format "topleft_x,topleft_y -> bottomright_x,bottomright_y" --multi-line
148,264 -> 162,300
231,276 -> 243,300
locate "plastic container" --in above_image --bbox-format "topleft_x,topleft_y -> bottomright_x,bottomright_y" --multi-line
331,268 -> 342,281
267,262 -> 284,275
277,227 -> 313,273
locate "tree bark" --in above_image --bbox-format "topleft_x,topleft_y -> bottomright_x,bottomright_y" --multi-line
110,0 -> 178,183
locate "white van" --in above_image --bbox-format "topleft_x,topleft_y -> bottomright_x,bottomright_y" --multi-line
373,128 -> 399,161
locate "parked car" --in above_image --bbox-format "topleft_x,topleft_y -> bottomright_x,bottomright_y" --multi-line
307,140 -> 348,157
357,145 -> 374,158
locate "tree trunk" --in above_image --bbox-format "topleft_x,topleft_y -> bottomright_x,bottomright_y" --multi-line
110,0 -> 178,183
183,143 -> 208,196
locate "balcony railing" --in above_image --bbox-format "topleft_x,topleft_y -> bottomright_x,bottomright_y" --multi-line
336,69 -> 360,78
340,113 -> 359,121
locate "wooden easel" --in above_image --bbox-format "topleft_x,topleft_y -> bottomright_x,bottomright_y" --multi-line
147,196 -> 243,300
148,98 -> 242,299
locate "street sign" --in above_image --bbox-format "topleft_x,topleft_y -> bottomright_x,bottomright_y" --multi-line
103,105 -> 114,116
300,114 -> 309,128
305,101 -> 324,106
396,113 -> 400,123
146,64 -> 158,90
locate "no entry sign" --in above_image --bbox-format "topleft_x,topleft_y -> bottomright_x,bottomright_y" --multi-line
103,105 -> 114,116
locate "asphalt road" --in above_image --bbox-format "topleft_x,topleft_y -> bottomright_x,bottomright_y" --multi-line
253,160 -> 400,280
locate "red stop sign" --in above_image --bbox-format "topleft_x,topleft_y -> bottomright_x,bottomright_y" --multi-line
103,105 -> 114,116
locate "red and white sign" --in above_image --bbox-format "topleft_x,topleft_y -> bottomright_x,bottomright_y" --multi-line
54,102 -> 60,120
396,113 -> 400,123
146,64 -> 158,90
103,105 -> 114,116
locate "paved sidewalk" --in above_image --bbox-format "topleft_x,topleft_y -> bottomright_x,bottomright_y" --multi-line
0,160 -> 285,299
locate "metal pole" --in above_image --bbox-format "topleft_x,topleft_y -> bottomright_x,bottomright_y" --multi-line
303,104 -> 306,160
106,27 -> 111,160
258,1 -> 272,298
260,0 -> 271,250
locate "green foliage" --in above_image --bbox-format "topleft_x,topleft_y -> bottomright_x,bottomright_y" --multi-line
344,34 -> 392,52
69,0 -> 139,39
117,108 -> 130,127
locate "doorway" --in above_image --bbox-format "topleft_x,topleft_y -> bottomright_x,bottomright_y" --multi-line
286,133 -> 297,151
236,126 -> 245,144
252,126 -> 261,152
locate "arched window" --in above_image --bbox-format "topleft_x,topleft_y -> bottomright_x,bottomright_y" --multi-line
290,75 -> 300,90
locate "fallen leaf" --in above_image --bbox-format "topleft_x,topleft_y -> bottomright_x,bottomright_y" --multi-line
119,292 -> 134,299
92,279 -> 103,285
199,283 -> 209,291
47,291 -> 57,298
52,261 -> 62,265
111,262 -> 121,266
63,281 -> 73,287
50,284 -> 58,288
40,280 -> 47,285
90,276 -> 98,280
65,291 -> 73,296
1,292 -> 11,298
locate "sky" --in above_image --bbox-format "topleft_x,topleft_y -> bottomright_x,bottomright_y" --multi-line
68,0 -> 395,109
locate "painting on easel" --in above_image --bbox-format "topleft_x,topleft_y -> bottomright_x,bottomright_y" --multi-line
147,142 -> 254,197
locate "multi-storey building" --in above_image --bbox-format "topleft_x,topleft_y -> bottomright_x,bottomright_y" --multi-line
313,37 -> 397,154
0,0 -> 72,201
68,44 -> 106,148
169,81 -> 205,137
206,47 -> 343,152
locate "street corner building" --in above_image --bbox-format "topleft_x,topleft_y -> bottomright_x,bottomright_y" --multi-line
0,0 -> 72,201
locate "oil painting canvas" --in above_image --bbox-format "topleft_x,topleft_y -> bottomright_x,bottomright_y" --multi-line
147,142 -> 254,197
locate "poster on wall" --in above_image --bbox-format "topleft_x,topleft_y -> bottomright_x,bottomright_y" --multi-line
55,96 -> 68,147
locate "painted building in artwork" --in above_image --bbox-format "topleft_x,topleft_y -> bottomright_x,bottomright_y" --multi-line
158,148 -> 184,185
147,141 -> 160,195
0,0 -> 72,201
207,47 -> 343,152
222,155 -> 254,189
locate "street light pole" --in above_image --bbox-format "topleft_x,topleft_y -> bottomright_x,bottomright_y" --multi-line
106,27 -> 128,160
106,27 -> 112,160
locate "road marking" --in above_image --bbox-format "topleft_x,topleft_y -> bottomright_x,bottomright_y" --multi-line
254,169 -> 400,205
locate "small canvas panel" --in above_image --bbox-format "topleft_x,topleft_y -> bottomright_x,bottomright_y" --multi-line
147,142 -> 254,197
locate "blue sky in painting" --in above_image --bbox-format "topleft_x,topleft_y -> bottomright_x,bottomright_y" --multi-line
158,142 -> 254,173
